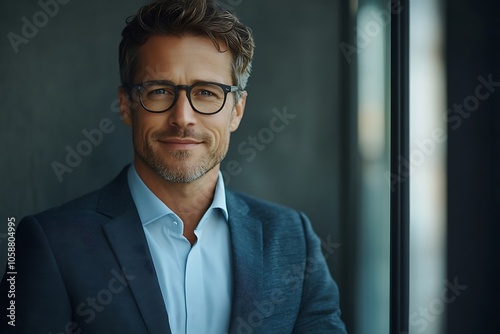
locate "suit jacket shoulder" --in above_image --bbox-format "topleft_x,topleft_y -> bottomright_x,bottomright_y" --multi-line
0,167 -> 171,334
224,190 -> 347,333
226,190 -> 308,232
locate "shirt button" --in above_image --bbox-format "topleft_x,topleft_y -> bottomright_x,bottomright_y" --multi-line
172,221 -> 178,226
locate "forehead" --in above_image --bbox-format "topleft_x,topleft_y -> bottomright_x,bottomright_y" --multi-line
134,35 -> 233,84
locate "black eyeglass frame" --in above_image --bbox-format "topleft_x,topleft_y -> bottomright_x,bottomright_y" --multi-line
126,80 -> 240,115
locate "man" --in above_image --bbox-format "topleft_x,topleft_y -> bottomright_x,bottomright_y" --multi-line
0,0 -> 347,333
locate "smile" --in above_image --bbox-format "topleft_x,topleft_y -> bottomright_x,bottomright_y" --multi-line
158,138 -> 203,149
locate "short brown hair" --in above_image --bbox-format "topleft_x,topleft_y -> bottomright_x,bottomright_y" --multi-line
119,0 -> 255,100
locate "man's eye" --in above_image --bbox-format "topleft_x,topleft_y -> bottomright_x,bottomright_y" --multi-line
193,86 -> 222,99
145,87 -> 173,98
148,87 -> 174,95
152,88 -> 167,95
199,90 -> 215,96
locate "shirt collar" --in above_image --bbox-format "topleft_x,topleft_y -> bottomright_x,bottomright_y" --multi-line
127,164 -> 228,226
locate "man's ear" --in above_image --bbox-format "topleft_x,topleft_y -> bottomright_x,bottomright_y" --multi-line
118,86 -> 133,126
230,91 -> 247,132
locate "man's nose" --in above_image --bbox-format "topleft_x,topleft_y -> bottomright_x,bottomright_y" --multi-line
167,90 -> 197,127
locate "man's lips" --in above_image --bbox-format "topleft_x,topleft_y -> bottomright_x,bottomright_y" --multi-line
158,138 -> 203,148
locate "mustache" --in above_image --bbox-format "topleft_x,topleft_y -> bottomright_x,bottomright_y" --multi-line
153,128 -> 207,141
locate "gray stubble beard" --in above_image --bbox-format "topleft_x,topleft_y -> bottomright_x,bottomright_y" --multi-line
137,134 -> 229,184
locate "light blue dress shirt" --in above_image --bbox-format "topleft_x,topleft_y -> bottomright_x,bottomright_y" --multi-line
127,165 -> 233,334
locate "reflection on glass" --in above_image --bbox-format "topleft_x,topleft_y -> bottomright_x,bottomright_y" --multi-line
356,2 -> 390,333
409,0 -> 446,333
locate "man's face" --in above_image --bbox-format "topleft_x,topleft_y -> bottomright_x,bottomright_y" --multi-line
119,35 -> 246,183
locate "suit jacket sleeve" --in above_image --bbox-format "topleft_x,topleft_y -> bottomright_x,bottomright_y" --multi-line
0,216 -> 74,334
292,212 -> 347,333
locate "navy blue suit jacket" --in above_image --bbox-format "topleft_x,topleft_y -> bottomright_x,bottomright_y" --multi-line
1,167 -> 346,333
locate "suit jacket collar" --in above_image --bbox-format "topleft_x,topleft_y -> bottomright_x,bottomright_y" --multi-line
95,167 -> 264,333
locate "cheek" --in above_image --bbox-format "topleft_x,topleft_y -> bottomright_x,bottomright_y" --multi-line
132,112 -> 160,136
206,120 -> 232,147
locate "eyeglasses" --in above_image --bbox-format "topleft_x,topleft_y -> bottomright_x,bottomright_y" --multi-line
128,81 -> 240,115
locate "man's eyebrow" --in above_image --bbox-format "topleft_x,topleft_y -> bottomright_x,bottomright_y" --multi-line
143,78 -> 228,85
191,77 -> 232,85
142,79 -> 176,85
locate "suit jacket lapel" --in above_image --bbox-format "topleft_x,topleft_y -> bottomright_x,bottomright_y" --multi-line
226,191 -> 263,331
97,167 -> 171,334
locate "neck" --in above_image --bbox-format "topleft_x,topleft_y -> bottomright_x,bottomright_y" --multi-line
133,159 -> 219,233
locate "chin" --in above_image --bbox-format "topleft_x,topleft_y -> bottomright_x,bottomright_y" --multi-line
148,156 -> 213,183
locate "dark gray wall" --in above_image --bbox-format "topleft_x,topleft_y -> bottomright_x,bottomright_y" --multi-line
446,0 -> 500,332
1,0 -> 351,328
